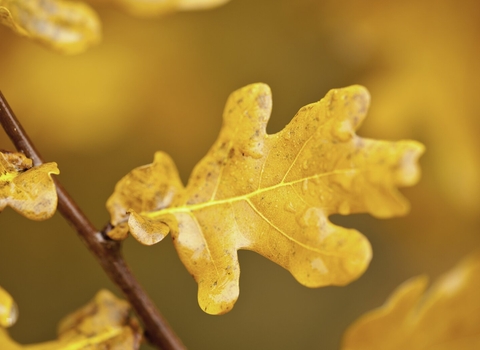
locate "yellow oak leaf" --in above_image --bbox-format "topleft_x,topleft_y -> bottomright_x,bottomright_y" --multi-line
341,251 -> 480,350
103,0 -> 231,17
0,151 -> 59,220
0,288 -> 142,349
0,0 -> 100,54
107,83 -> 424,314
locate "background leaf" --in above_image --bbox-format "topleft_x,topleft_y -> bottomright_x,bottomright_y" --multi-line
100,0 -> 232,17
0,0 -> 101,54
0,288 -> 142,349
341,252 -> 480,350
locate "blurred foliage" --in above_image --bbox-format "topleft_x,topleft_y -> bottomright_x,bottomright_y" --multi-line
0,0 -> 230,54
1,0 -> 479,349
0,287 -> 142,349
0,0 -> 101,54
341,251 -> 480,349
97,0 -> 232,17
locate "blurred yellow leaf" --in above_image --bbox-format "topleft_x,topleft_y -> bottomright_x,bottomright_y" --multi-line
0,0 -> 100,54
0,286 -> 18,328
0,289 -> 142,349
55,290 -> 142,349
0,151 -> 59,220
341,251 -> 480,350
107,83 -> 424,314
103,0 -> 231,17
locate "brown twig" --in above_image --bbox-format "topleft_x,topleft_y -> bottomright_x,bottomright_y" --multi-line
0,91 -> 186,350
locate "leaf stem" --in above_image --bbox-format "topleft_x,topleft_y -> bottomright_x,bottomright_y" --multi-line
0,91 -> 186,350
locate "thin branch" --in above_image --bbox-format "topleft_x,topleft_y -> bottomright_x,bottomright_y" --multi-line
0,91 -> 186,350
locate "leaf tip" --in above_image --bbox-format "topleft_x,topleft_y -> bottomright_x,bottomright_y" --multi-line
198,280 -> 240,315
223,82 -> 272,135
325,85 -> 371,141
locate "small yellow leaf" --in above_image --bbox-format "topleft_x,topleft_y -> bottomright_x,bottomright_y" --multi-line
0,151 -> 59,220
104,0 -> 231,17
0,286 -> 18,328
0,289 -> 142,349
341,252 -> 480,350
108,83 -> 424,314
0,0 -> 101,54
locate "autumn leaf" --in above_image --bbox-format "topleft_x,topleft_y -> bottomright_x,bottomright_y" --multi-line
341,251 -> 480,350
107,83 -> 424,314
0,151 -> 59,220
103,0 -> 231,17
0,0 -> 101,54
55,290 -> 142,349
0,288 -> 142,349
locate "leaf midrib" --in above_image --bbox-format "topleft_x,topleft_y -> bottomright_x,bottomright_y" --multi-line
145,168 -> 357,217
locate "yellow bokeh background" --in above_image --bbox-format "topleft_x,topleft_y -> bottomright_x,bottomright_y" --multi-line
1,0 -> 479,349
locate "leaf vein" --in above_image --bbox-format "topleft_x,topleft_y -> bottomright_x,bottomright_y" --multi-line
148,168 -> 359,217
245,198 -> 342,257
280,132 -> 315,184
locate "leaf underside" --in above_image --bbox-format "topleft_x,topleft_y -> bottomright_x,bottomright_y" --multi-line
107,83 -> 424,314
